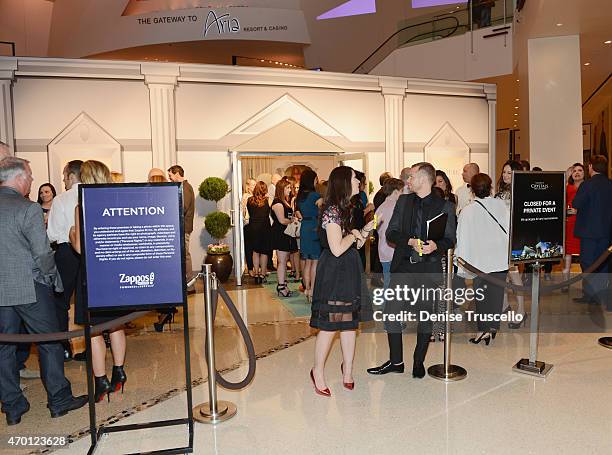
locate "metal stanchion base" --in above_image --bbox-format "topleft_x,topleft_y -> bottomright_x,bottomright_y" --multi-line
193,401 -> 237,424
512,358 -> 553,378
598,337 -> 612,349
427,364 -> 467,382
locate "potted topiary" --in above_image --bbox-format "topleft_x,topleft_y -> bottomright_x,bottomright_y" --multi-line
199,177 -> 233,282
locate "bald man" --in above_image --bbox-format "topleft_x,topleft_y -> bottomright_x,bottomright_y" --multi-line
456,163 -> 480,215
0,141 -> 11,160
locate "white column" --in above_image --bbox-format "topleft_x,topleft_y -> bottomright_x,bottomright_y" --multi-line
0,59 -> 17,155
380,77 -> 407,177
141,63 -> 180,171
485,85 -> 497,176
527,35 -> 583,170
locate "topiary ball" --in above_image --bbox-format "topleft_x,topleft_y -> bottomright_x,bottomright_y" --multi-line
199,177 -> 229,202
204,211 -> 231,240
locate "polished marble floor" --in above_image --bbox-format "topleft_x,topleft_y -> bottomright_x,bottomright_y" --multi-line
2,271 -> 612,455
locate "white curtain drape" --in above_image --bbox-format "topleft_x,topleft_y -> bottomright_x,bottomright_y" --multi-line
241,157 -> 276,183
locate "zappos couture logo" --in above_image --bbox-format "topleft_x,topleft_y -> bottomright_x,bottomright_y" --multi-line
119,272 -> 155,289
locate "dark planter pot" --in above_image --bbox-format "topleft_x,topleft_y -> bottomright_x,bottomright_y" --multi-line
205,252 -> 233,283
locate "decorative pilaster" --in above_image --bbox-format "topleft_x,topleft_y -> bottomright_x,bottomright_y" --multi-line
0,58 -> 18,155
380,77 -> 407,177
485,84 -> 497,176
141,63 -> 180,171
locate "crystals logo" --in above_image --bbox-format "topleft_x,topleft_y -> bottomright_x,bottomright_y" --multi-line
119,272 -> 155,289
203,10 -> 240,37
531,182 -> 549,190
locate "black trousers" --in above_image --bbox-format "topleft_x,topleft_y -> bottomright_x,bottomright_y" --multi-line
385,260 -> 442,365
54,243 -> 79,350
0,282 -> 74,417
244,224 -> 254,270
473,270 -> 508,332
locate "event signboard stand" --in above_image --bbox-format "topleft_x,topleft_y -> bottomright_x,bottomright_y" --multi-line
509,171 -> 566,378
78,183 -> 193,455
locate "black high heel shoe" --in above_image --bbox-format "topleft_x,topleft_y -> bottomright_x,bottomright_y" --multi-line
276,283 -> 292,297
469,332 -> 491,345
110,365 -> 127,394
254,275 -> 262,284
94,375 -> 112,403
508,313 -> 528,329
490,329 -> 497,340
154,308 -> 177,332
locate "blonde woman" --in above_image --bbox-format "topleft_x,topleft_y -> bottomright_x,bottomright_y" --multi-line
69,160 -> 128,403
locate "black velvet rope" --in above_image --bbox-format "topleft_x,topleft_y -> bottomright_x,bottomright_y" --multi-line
456,245 -> 612,295
206,284 -> 257,390
0,311 -> 150,343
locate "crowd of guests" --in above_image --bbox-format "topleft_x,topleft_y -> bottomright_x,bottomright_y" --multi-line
0,142 -> 198,425
302,155 -> 611,396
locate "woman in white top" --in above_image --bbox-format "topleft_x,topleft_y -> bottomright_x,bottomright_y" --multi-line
374,178 -> 404,288
456,173 -> 510,345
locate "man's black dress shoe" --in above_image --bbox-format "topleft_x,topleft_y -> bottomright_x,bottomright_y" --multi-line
49,395 -> 88,418
572,296 -> 596,304
6,402 -> 30,426
412,362 -> 426,379
367,361 -> 404,375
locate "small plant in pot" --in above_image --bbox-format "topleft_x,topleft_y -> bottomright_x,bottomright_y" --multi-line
199,177 -> 233,282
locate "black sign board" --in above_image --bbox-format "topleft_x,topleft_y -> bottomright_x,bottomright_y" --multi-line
510,171 -> 566,263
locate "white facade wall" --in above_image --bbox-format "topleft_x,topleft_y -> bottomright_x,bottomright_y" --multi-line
0,57 -> 493,274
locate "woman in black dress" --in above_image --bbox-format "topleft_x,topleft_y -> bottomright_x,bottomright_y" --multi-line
271,178 -> 298,297
310,166 -> 373,397
69,160 -> 127,403
247,181 -> 272,283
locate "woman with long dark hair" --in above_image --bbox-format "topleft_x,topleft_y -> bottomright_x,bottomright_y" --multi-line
271,178 -> 298,297
495,160 -> 525,327
310,166 -> 372,397
295,169 -> 322,303
248,181 -> 272,283
37,183 -> 57,226
434,170 -> 457,204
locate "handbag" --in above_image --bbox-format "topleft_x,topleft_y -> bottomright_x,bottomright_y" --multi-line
284,219 -> 301,238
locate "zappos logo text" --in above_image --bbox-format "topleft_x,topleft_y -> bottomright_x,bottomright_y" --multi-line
119,272 -> 155,289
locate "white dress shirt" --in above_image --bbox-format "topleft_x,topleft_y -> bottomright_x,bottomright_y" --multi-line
455,196 -> 510,278
47,184 -> 79,244
455,184 -> 473,215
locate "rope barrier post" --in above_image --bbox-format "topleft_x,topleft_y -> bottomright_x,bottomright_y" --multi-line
428,249 -> 467,381
193,264 -> 237,424
513,262 -> 554,377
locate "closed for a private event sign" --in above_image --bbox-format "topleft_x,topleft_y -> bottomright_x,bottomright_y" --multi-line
79,183 -> 185,310
510,171 -> 566,263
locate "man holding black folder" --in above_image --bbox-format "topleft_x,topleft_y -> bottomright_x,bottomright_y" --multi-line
367,162 -> 456,378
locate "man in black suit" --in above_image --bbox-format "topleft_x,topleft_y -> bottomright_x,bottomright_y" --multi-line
368,162 -> 456,378
572,155 -> 612,309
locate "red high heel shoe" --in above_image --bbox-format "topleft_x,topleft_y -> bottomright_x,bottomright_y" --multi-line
310,369 -> 331,397
340,363 -> 354,390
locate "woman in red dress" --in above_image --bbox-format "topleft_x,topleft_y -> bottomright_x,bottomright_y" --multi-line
563,163 -> 585,283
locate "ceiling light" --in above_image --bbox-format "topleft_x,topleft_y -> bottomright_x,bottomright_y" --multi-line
514,113 -> 518,116
584,62 -> 590,66
556,23 -> 563,27
514,106 -> 519,109
515,98 -> 519,101
605,40 -> 612,44
516,79 -> 520,82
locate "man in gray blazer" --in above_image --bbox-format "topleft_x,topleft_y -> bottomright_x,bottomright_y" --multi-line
0,157 -> 87,425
